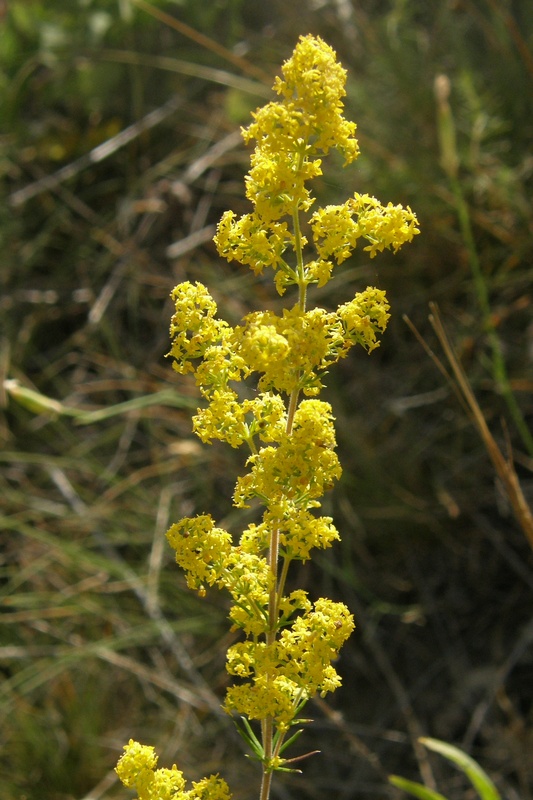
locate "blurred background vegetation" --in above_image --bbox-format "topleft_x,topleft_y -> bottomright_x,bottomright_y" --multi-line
1,1 -> 532,799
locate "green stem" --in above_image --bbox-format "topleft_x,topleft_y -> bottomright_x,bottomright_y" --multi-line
260,156 -> 310,800
259,737 -> 274,800
277,556 -> 291,610
286,196 -> 308,432
292,201 -> 307,312
286,388 -> 299,434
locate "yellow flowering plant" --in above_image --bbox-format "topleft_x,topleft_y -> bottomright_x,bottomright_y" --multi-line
116,34 -> 419,800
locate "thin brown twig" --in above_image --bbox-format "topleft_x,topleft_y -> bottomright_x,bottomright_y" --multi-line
408,304 -> 533,551
402,313 -> 471,422
102,48 -> 271,97
132,0 -> 273,86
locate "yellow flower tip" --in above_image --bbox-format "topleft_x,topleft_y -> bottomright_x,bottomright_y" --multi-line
115,739 -> 158,787
166,515 -> 234,594
275,34 -> 347,106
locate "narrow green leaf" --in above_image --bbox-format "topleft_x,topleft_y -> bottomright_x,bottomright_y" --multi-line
420,738 -> 501,800
3,380 -> 195,422
73,389 -> 196,423
4,380 -> 63,415
278,728 -> 304,755
389,775 -> 449,800
273,766 -> 302,774
232,717 -> 264,759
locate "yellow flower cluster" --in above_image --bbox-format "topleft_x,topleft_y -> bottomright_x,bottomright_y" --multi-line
166,514 -> 234,595
225,598 -> 354,730
233,400 -> 341,507
214,34 -> 418,295
241,35 -> 359,226
116,740 -> 231,800
118,33 -> 419,791
241,508 -> 339,562
311,192 -> 419,261
162,31 -> 419,757
168,281 -> 390,406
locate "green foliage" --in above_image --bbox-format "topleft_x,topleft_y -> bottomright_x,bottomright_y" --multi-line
389,778 -> 449,800
390,737 -> 501,800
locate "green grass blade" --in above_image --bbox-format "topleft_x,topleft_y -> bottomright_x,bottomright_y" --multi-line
420,738 -> 501,800
388,775 -> 449,800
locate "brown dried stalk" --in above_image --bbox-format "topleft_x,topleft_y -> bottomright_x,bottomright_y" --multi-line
404,303 -> 533,551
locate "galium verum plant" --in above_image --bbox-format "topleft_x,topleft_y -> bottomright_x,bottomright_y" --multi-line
116,34 -> 419,800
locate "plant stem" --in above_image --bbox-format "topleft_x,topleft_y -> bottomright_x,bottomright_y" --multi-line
260,187 -> 309,800
259,738 -> 274,800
